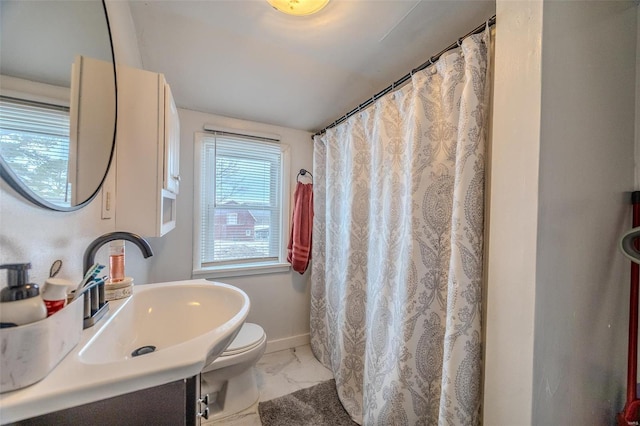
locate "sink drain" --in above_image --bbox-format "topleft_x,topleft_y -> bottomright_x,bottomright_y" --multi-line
131,345 -> 156,357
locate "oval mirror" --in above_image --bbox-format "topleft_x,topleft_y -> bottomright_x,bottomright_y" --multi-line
0,0 -> 116,211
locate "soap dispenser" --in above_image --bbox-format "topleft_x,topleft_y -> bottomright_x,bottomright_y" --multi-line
0,263 -> 47,327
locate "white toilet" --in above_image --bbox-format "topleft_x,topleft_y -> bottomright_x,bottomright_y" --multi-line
201,322 -> 267,420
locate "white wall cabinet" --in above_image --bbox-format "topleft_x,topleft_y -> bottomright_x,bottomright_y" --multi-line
115,65 -> 180,237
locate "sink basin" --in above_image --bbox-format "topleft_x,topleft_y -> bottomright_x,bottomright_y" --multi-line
0,279 -> 250,424
79,280 -> 249,365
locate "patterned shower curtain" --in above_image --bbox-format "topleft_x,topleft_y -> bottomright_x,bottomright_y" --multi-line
310,31 -> 491,425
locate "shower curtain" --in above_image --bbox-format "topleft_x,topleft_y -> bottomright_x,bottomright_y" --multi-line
310,31 -> 490,425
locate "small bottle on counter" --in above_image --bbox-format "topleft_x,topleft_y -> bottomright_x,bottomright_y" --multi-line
0,263 -> 47,327
109,240 -> 125,283
42,278 -> 72,317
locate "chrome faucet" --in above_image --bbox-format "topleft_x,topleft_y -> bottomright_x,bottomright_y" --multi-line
83,231 -> 153,275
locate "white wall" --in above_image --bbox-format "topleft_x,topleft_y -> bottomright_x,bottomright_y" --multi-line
145,108 -> 314,352
0,182 -> 113,287
533,3 -> 636,424
483,0 -> 542,421
485,1 -> 638,424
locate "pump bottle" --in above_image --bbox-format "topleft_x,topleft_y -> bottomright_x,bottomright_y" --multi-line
0,263 -> 47,327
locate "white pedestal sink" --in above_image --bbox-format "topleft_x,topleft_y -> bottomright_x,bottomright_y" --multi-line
79,280 -> 248,366
0,279 -> 250,424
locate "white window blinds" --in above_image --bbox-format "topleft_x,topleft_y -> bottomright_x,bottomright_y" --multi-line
198,133 -> 284,268
0,96 -> 70,205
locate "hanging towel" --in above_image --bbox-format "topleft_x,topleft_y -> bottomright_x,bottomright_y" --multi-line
287,182 -> 313,274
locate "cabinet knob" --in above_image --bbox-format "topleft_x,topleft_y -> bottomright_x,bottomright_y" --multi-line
172,174 -> 181,182
197,407 -> 209,420
198,394 -> 209,406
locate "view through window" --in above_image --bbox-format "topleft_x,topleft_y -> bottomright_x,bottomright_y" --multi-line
0,96 -> 70,206
196,132 -> 285,270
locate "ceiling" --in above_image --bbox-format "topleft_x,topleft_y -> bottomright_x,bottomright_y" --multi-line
128,0 -> 495,133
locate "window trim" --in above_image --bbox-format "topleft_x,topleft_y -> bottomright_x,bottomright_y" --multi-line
192,130 -> 291,278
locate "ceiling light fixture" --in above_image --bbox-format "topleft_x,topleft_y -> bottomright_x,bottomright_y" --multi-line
267,0 -> 330,16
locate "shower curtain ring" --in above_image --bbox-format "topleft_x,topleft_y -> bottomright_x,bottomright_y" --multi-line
457,38 -> 463,48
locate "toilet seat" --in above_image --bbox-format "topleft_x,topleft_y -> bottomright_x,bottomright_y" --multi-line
220,323 -> 265,357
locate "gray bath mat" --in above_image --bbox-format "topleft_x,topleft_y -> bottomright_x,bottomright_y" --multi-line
258,379 -> 358,426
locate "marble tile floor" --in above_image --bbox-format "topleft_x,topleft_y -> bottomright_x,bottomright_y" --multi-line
204,344 -> 334,425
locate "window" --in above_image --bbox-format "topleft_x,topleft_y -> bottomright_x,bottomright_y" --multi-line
227,213 -> 238,225
0,96 -> 71,206
194,131 -> 290,277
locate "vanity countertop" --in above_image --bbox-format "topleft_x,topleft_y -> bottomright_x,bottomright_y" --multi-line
0,279 -> 249,424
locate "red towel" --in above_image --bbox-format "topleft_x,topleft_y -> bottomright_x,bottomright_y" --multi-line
287,182 -> 313,274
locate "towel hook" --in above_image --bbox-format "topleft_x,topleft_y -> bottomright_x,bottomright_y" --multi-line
297,169 -> 313,183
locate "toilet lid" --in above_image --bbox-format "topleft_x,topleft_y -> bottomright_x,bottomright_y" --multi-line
222,323 -> 265,356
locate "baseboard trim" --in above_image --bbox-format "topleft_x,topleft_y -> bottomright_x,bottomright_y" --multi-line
265,333 -> 310,354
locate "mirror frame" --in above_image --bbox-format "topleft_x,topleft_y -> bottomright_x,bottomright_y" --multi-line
0,0 -> 117,212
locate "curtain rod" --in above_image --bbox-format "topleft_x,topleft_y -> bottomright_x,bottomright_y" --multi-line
312,14 -> 496,139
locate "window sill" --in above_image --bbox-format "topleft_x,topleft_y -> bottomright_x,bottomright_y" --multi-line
192,262 -> 291,279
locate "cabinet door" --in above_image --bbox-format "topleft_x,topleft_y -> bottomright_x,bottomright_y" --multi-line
69,55 -> 115,205
164,83 -> 180,194
18,379 -> 191,425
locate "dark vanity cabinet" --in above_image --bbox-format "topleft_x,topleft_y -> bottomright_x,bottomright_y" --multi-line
10,376 -> 202,426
